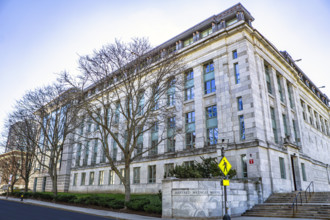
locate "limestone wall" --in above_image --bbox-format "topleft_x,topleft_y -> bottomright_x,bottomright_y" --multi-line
162,178 -> 262,219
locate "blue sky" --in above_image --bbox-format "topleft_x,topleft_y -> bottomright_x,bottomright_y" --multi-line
0,0 -> 329,151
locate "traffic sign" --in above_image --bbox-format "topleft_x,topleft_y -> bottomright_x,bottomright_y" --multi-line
218,156 -> 232,176
223,179 -> 230,186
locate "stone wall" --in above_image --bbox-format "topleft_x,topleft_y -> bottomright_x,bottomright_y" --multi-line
162,178 -> 262,219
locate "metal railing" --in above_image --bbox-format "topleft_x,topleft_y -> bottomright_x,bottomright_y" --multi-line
304,181 -> 314,203
291,181 -> 314,215
291,191 -> 303,215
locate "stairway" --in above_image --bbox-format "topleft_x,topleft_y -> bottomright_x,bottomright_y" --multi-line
243,192 -> 330,219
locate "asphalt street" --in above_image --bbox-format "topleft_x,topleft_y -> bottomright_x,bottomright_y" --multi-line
0,199 -> 114,220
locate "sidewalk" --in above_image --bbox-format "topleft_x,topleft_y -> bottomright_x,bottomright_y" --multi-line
0,196 -> 319,220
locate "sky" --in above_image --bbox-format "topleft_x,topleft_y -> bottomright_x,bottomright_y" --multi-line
0,0 -> 329,152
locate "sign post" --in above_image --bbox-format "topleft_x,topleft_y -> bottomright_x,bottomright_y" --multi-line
218,150 -> 231,220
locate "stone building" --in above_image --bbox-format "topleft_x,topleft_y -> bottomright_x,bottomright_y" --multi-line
30,3 -> 330,199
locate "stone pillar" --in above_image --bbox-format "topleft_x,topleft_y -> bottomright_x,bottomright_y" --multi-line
162,180 -> 172,218
236,11 -> 245,21
219,20 -> 226,30
212,22 -> 217,33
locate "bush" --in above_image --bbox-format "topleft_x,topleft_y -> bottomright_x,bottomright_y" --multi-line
108,199 -> 125,209
55,194 -> 77,203
144,199 -> 162,214
126,198 -> 150,211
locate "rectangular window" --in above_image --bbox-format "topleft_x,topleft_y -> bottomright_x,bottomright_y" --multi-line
108,170 -> 114,185
239,115 -> 245,140
206,105 -> 218,145
237,97 -> 243,111
150,122 -> 158,155
114,102 -> 120,124
279,157 -> 286,179
185,111 -> 195,149
277,75 -> 284,102
292,120 -> 298,144
81,172 -> 86,186
201,27 -> 212,38
270,107 -> 278,143
314,111 -> 320,130
232,50 -> 238,59
83,141 -> 90,166
73,173 -> 78,186
98,171 -> 104,185
42,177 -> 47,192
87,116 -> 92,133
185,87 -> 194,101
265,64 -> 272,94
148,165 -> 156,183
76,143 -> 82,166
183,161 -> 194,167
164,163 -> 174,178
287,81 -> 294,108
92,139 -> 98,165
282,114 -> 288,136
241,154 -> 247,178
89,172 -> 94,185
167,79 -> 175,106
183,37 -> 193,47
137,92 -> 144,116
234,63 -> 240,84
204,61 -> 215,94
112,133 -> 118,161
133,167 -> 140,184
301,100 -> 306,121
301,163 -> 307,181
167,117 -> 176,152
119,169 -> 124,185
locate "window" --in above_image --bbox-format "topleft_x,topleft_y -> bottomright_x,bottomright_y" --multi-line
314,111 -> 320,130
42,177 -> 47,192
87,116 -> 92,132
287,81 -> 294,108
282,114 -> 288,136
76,143 -> 82,166
232,50 -> 238,59
265,64 -> 272,94
292,120 -> 298,144
206,105 -> 218,145
112,133 -> 118,161
81,173 -> 86,186
92,139 -> 98,165
150,122 -> 158,155
137,92 -> 144,116
239,115 -> 245,140
279,157 -> 286,179
301,163 -> 307,181
201,27 -> 212,38
80,116 -> 85,135
237,97 -> 243,111
185,70 -> 194,101
270,107 -> 278,143
234,63 -> 240,84
301,100 -> 306,121
108,170 -> 114,185
114,102 -> 120,124
277,75 -> 284,102
73,173 -> 78,186
120,169 -> 124,185
167,117 -> 176,152
183,161 -> 194,167
98,171 -> 104,185
183,37 -> 193,47
186,112 -> 195,149
308,106 -> 313,125
241,154 -> 247,178
167,79 -> 175,106
164,163 -> 174,178
148,165 -> 156,183
83,141 -> 90,166
133,167 -> 140,184
89,172 -> 94,185
204,62 -> 215,94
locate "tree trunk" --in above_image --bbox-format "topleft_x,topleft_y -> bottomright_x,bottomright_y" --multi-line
24,178 -> 29,192
124,163 -> 131,203
52,174 -> 58,197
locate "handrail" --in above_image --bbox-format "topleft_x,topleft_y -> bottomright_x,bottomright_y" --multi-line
291,191 -> 303,215
304,181 -> 314,203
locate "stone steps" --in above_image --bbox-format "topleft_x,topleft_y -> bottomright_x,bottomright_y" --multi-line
242,192 -> 330,219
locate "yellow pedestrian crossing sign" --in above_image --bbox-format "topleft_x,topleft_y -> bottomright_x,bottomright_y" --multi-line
218,156 -> 231,176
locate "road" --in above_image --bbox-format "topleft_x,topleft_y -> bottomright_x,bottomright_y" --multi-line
0,199 -> 114,220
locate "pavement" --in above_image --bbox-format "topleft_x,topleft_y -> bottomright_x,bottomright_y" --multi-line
0,196 -> 320,220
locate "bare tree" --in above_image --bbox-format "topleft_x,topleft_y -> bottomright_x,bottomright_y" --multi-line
0,151 -> 20,193
13,83 -> 80,196
61,38 -> 184,202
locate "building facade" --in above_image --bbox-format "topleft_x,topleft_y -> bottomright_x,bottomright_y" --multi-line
29,4 -> 330,200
